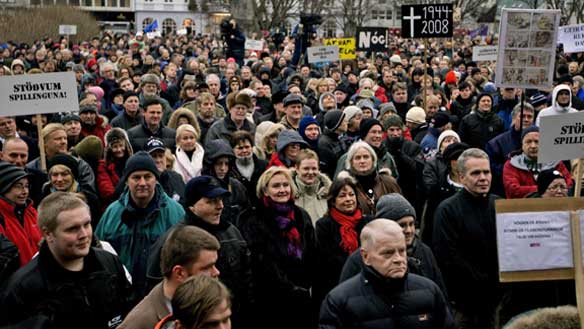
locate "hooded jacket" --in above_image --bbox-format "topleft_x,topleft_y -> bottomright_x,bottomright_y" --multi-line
503,153 -> 572,199
292,170 -> 332,225
536,84 -> 578,126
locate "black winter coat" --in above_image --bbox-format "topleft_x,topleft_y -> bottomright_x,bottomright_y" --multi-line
458,111 -> 504,150
314,214 -> 372,303
0,243 -> 132,329
318,131 -> 346,179
386,137 -> 421,207
319,266 -> 454,329
146,212 -> 253,328
238,203 -> 317,329
126,122 -> 176,152
432,189 -> 501,312
338,237 -> 447,297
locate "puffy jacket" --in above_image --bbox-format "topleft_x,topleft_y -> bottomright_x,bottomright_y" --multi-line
319,266 -> 454,329
95,184 -> 184,299
458,110 -> 504,150
0,197 -> 41,267
126,122 -> 176,152
503,154 -> 572,199
0,242 -> 132,329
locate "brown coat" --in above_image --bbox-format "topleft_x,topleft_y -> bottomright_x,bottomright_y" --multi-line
118,281 -> 169,329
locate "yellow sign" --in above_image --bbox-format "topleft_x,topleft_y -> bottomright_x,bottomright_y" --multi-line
323,38 -> 356,60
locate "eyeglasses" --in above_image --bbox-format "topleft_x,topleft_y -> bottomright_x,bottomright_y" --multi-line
11,183 -> 30,191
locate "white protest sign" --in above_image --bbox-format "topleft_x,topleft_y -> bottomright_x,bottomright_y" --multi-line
307,46 -> 339,63
0,72 -> 79,116
176,28 -> 188,36
473,46 -> 498,61
59,25 -> 77,35
558,24 -> 584,53
245,39 -> 264,51
146,31 -> 162,39
495,9 -> 560,89
497,211 -> 573,272
539,111 -> 584,163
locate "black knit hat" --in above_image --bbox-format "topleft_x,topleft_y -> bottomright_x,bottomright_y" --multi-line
359,118 -> 383,140
122,151 -> 160,182
537,169 -> 565,196
521,126 -> 539,142
442,142 -> 470,162
123,91 -> 140,103
48,154 -> 79,179
0,162 -> 30,195
376,193 -> 416,221
61,114 -> 81,124
324,110 -> 346,132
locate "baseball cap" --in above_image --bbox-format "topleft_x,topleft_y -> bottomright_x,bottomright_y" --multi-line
144,137 -> 166,153
184,175 -> 231,206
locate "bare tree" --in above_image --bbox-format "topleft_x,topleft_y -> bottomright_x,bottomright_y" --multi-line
333,0 -> 374,37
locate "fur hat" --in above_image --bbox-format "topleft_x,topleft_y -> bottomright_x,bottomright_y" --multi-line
140,73 -> 160,87
227,92 -> 253,109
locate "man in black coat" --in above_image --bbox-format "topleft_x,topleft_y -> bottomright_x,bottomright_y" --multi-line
433,148 -> 501,329
1,192 -> 132,329
146,175 -> 252,329
320,219 -> 454,329
127,98 -> 176,152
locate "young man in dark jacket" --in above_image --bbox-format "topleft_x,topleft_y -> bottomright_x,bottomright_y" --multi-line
1,192 -> 132,329
320,219 -> 454,329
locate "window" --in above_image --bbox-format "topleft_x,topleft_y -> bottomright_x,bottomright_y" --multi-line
395,5 -> 401,20
371,8 -> 392,20
323,20 -> 336,38
142,17 -> 153,31
162,18 -> 177,35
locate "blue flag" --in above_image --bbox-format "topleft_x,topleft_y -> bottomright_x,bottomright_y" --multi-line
144,20 -> 158,33
469,25 -> 488,39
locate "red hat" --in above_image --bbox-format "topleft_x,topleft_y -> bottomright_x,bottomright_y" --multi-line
86,58 -> 97,71
227,57 -> 236,63
445,71 -> 457,85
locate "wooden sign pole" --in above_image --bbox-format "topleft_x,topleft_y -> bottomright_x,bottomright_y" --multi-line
36,114 -> 46,172
575,158 -> 583,198
570,209 -> 584,329
423,39 -> 428,116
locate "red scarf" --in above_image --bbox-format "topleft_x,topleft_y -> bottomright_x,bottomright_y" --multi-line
330,208 -> 362,254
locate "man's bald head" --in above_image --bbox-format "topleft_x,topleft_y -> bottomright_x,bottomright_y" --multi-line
1,137 -> 28,168
360,219 -> 405,250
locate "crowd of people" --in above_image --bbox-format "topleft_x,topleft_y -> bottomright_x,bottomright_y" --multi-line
0,25 -> 583,329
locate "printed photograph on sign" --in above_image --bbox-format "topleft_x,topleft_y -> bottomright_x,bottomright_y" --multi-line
533,13 -> 555,31
506,32 -> 529,48
508,12 -> 531,29
528,51 -> 550,67
531,31 -> 553,48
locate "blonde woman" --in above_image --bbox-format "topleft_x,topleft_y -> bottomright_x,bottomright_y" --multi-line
173,124 -> 204,183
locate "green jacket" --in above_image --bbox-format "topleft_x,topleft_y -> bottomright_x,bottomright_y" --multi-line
95,184 -> 184,299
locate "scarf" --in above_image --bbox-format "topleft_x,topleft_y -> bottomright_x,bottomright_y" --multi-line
235,155 -> 254,180
262,195 -> 302,259
330,208 -> 362,254
174,144 -> 204,182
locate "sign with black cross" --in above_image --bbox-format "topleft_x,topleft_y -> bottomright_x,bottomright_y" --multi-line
401,4 -> 454,39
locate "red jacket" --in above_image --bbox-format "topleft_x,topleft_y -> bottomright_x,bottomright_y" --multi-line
503,157 -> 573,199
0,197 -> 41,266
97,159 -> 121,204
81,115 -> 111,146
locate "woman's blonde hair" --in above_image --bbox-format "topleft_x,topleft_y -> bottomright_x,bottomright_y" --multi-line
256,166 -> 297,199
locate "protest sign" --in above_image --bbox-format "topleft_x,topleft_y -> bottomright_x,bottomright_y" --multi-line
245,39 -> 264,51
472,46 -> 498,62
558,24 -> 584,53
401,4 -> 453,39
495,9 -> 560,89
0,72 -> 79,117
356,27 -> 387,52
176,28 -> 188,36
497,211 -> 573,272
538,111 -> 584,163
323,38 -> 356,60
307,46 -> 339,63
146,31 -> 162,39
59,25 -> 77,35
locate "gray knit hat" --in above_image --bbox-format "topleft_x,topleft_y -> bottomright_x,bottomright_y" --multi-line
375,193 -> 416,221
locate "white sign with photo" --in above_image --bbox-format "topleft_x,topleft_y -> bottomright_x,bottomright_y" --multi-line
245,39 -> 264,51
495,9 -> 560,89
307,46 -> 340,63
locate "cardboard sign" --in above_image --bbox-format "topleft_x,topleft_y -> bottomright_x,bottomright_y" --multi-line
558,24 -> 584,53
245,39 -> 264,51
176,28 -> 188,36
59,25 -> 77,35
539,111 -> 584,163
323,38 -> 356,60
0,72 -> 79,116
356,27 -> 387,52
495,9 -> 560,89
307,46 -> 339,63
473,45 -> 498,61
401,4 -> 453,39
497,211 -> 573,272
